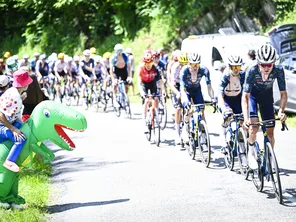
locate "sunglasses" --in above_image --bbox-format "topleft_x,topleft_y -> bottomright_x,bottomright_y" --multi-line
190,63 -> 200,68
230,65 -> 241,70
145,62 -> 153,66
260,63 -> 273,68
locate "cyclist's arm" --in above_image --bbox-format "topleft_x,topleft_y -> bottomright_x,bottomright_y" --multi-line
276,67 -> 288,114
168,66 -> 179,95
204,67 -> 214,99
35,61 -> 42,81
54,63 -> 61,80
242,92 -> 250,121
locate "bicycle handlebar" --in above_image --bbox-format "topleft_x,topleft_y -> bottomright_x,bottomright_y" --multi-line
249,118 -> 288,131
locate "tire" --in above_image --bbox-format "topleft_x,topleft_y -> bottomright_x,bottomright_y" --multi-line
153,109 -> 161,146
250,142 -> 264,192
237,128 -> 248,177
159,99 -> 167,130
266,143 -> 283,204
198,120 -> 211,167
224,141 -> 235,171
145,112 -> 152,142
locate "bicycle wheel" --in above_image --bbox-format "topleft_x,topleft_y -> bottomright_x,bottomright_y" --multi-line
224,138 -> 235,171
159,99 -> 167,130
153,109 -> 161,146
64,88 -> 71,106
237,128 -> 248,177
114,94 -> 121,117
145,112 -> 152,142
266,142 -> 282,204
198,120 -> 211,167
250,142 -> 264,192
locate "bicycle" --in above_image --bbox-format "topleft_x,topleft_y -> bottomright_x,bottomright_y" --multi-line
114,79 -> 132,119
144,91 -> 161,146
223,113 -> 248,176
158,92 -> 167,130
85,79 -> 100,111
181,103 -> 217,167
246,118 -> 288,204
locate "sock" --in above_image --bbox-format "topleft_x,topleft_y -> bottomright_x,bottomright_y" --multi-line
176,124 -> 181,136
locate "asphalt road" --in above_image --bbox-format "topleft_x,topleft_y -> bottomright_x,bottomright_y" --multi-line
47,103 -> 296,222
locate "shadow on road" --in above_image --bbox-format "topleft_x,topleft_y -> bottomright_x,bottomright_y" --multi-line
280,168 -> 296,177
47,198 -> 130,214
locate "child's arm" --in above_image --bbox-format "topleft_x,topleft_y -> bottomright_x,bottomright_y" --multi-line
0,112 -> 25,140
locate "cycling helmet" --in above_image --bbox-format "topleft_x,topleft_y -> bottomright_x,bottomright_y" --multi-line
94,55 -> 102,63
172,49 -> 181,61
67,56 -> 73,62
90,47 -> 96,54
4,51 -> 10,58
257,44 -> 276,64
34,52 -> 40,57
187,52 -> 201,64
227,55 -> 243,66
178,52 -> 188,64
23,54 -> 29,59
114,43 -> 124,51
143,50 -> 153,63
83,49 -> 91,57
126,48 -> 132,54
58,53 -> 65,59
0,75 -> 9,87
40,54 -> 47,60
152,50 -> 160,58
73,55 -> 80,61
13,55 -> 18,61
103,52 -> 112,59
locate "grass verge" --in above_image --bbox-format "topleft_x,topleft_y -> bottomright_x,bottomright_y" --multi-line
0,157 -> 52,222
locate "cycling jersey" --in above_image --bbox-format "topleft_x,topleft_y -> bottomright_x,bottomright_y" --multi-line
244,64 -> 286,127
30,59 -> 39,73
180,65 -> 211,95
139,64 -> 160,83
110,53 -> 129,70
36,61 -> 49,77
170,62 -> 182,84
54,60 -> 67,75
94,62 -> 107,80
80,58 -> 94,78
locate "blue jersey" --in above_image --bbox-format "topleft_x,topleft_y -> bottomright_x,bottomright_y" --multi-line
110,53 -> 129,71
157,60 -> 166,71
180,65 -> 211,94
81,58 -> 95,77
219,69 -> 245,97
243,65 -> 286,96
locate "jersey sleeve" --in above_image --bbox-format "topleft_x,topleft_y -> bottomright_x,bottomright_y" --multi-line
243,68 -> 255,93
218,72 -> 229,95
179,66 -> 187,89
276,66 -> 286,91
203,67 -> 211,85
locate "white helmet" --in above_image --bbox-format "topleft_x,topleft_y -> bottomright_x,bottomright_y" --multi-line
67,56 -> 73,62
126,48 -> 132,54
187,52 -> 201,64
83,49 -> 91,56
23,54 -> 29,59
172,49 -> 181,58
73,55 -> 80,61
94,55 -> 102,63
228,55 -> 243,66
34,52 -> 40,57
0,75 -> 9,87
114,43 -> 124,51
257,44 -> 277,64
13,55 -> 19,60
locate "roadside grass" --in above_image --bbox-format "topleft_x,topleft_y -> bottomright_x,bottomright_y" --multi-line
286,113 -> 296,128
0,157 -> 52,222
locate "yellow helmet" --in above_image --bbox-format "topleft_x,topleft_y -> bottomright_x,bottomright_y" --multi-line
58,53 -> 65,59
90,47 -> 96,54
103,52 -> 112,59
178,52 -> 188,64
4,51 -> 11,59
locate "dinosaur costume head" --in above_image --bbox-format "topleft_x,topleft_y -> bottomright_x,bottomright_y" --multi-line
0,101 -> 87,205
29,100 -> 87,151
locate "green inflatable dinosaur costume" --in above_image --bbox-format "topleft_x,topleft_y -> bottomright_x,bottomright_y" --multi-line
0,101 -> 87,205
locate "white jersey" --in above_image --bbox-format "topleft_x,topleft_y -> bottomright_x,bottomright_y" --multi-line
170,62 -> 182,83
54,60 -> 67,73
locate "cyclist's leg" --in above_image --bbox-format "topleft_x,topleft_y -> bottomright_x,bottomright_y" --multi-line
191,91 -> 205,120
220,97 -> 232,153
259,102 -> 276,148
171,89 -> 182,143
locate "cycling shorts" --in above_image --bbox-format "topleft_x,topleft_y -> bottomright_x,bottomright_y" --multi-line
142,81 -> 158,96
223,94 -> 242,114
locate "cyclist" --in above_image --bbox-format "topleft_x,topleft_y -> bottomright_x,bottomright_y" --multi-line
168,51 -> 188,145
138,49 -> 161,123
110,44 -> 132,100
126,48 -> 135,96
36,54 -> 49,82
18,54 -> 30,70
4,51 -> 11,60
166,49 -> 181,88
30,52 -> 40,73
54,53 -> 68,102
5,57 -> 19,77
180,52 -> 216,121
94,55 -> 109,99
242,44 -> 287,169
218,55 -> 246,165
103,52 -> 112,74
